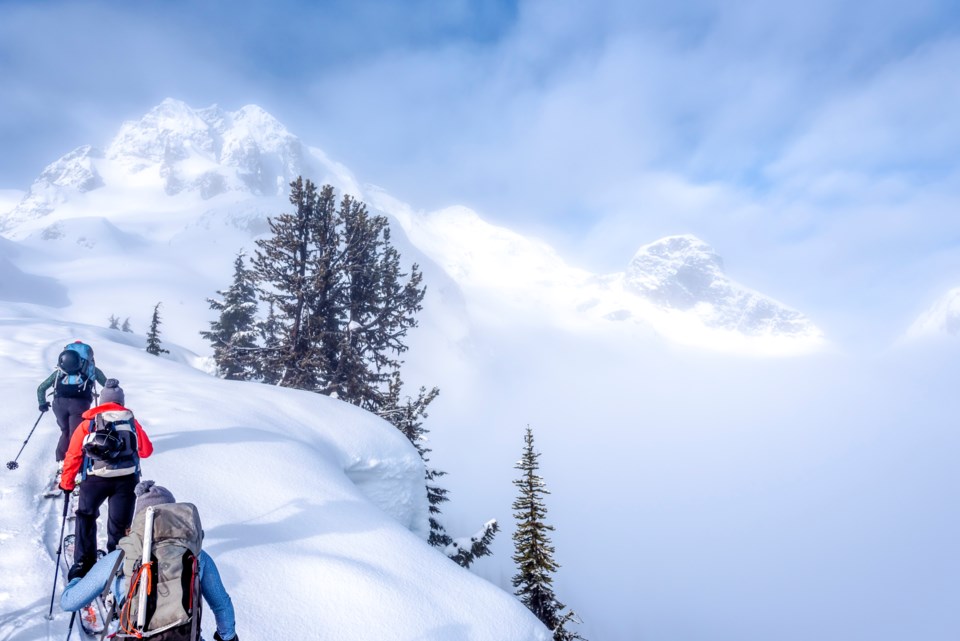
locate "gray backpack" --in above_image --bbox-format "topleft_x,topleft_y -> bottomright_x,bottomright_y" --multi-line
115,503 -> 203,640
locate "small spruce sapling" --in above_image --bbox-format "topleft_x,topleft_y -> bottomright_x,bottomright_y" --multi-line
145,303 -> 170,356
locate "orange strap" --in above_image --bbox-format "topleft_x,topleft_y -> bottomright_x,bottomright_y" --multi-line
118,562 -> 153,638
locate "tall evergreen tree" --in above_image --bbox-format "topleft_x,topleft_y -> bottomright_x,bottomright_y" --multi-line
200,251 -> 259,380
108,315 -> 120,330
252,178 -> 331,390
253,178 -> 425,407
512,426 -> 586,641
121,317 -> 132,333
145,303 -> 170,356
333,196 -> 425,411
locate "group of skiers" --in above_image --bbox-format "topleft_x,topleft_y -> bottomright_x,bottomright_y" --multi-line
36,340 -> 239,641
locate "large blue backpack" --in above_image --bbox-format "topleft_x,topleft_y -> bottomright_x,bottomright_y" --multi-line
55,341 -> 97,399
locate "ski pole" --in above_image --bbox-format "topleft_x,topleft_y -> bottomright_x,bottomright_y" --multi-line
6,411 -> 45,470
65,611 -> 76,641
46,491 -> 72,620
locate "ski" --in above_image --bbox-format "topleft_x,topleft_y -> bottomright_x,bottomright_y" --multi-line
60,534 -> 108,637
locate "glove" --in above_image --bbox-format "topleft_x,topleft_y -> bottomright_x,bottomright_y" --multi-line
213,633 -> 237,641
59,484 -> 72,495
39,402 -> 50,412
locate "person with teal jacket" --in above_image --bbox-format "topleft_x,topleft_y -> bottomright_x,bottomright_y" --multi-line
36,341 -> 108,464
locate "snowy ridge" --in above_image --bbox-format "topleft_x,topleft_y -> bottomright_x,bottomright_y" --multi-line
0,319 -> 550,640
382,198 -> 823,354
0,98 -> 822,357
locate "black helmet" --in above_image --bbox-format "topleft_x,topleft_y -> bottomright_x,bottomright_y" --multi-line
58,350 -> 82,375
82,432 -> 122,462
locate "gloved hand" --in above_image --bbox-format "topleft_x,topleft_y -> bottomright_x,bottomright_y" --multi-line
39,402 -> 50,412
59,484 -> 72,495
213,632 -> 238,641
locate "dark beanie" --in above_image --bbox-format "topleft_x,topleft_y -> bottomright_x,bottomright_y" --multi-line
101,379 -> 124,405
134,480 -> 176,518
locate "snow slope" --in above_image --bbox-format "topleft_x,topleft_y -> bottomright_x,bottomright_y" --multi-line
0,319 -> 549,640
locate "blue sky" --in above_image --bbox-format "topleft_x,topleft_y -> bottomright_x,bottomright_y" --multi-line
3,0 -> 960,342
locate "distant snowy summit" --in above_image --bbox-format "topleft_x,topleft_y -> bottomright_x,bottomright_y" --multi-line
906,287 -> 960,339
622,235 -> 816,338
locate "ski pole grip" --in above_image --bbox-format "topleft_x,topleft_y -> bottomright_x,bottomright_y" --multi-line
62,492 -> 71,517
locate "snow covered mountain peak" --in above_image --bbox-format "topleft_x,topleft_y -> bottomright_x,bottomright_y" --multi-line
107,99 -> 304,197
108,97 -> 220,165
618,233 -> 819,341
626,234 -> 725,307
906,286 -> 960,339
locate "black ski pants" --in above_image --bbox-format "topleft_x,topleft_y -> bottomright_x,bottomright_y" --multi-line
73,473 -> 138,574
53,396 -> 93,461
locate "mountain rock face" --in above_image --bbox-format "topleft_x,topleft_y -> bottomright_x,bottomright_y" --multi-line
907,287 -> 960,339
624,235 -> 816,337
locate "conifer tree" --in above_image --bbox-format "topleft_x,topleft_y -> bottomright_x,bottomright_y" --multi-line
200,251 -> 259,380
252,178 -> 331,390
446,520 -> 500,569
512,426 -> 586,641
108,315 -> 120,330
333,195 -> 425,411
122,317 -> 133,333
145,303 -> 170,356
253,178 -> 425,407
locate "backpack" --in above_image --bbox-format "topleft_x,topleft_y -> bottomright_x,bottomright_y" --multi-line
82,410 -> 140,478
54,341 -> 97,399
116,503 -> 204,641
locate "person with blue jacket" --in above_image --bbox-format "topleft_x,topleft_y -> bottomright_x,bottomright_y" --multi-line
67,481 -> 238,641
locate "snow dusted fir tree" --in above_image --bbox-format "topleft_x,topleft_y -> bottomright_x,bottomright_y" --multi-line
201,251 -> 259,380
122,317 -> 133,333
512,426 -> 586,641
145,302 -> 170,356
252,177 -> 425,408
108,314 -> 120,330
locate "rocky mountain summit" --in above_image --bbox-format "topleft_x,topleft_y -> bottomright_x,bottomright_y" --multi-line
624,235 -> 815,337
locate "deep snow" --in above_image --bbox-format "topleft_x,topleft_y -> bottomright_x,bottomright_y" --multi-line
0,321 -> 550,641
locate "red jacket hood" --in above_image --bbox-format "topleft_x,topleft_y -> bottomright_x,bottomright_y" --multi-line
81,402 -> 129,419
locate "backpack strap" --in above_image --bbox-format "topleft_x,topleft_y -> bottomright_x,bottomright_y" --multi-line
188,554 -> 201,641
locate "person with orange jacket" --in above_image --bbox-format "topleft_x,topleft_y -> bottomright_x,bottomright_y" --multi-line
59,378 -> 153,580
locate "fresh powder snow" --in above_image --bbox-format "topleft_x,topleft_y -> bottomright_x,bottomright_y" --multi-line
0,320 -> 550,640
